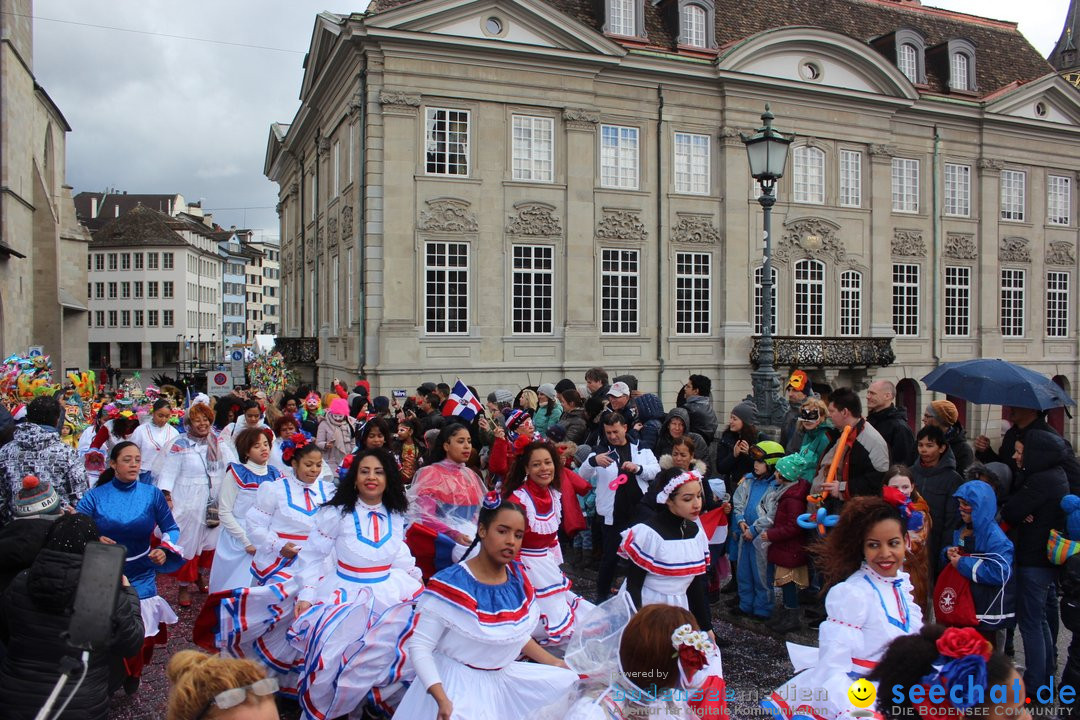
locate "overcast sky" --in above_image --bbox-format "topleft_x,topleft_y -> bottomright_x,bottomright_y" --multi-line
30,0 -> 1070,240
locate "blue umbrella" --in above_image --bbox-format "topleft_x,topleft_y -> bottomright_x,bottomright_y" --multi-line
921,359 -> 1075,411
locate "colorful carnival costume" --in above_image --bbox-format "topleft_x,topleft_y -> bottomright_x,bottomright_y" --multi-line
393,562 -> 578,719
762,563 -> 923,720
288,502 -> 424,719
75,477 -> 186,679
404,459 -> 486,581
510,479 -> 591,644
130,420 -> 178,484
208,460 -> 282,593
246,473 -> 333,586
153,432 -> 230,582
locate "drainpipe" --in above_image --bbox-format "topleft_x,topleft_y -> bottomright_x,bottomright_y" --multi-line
931,126 -> 941,367
655,85 -> 666,394
356,69 -> 368,379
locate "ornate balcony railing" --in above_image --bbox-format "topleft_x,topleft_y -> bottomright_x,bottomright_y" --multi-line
274,337 -> 319,365
751,336 -> 895,369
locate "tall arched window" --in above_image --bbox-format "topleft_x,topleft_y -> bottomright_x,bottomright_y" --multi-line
898,44 -> 917,83
793,146 -> 825,204
839,270 -> 862,336
680,4 -> 706,48
794,259 -> 825,336
950,52 -> 969,91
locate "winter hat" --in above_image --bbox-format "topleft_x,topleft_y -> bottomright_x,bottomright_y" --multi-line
555,378 -> 576,396
328,398 -> 350,416
372,396 -> 390,412
731,400 -> 758,426
750,440 -> 785,467
493,388 -> 514,405
786,370 -> 809,392
928,400 -> 959,427
574,444 -> 594,468
774,455 -> 805,482
537,383 -> 558,401
42,513 -> 99,554
191,393 -> 211,408
14,475 -> 62,519
545,424 -> 567,443
503,408 -> 529,432
416,382 -> 437,396
607,382 -> 631,398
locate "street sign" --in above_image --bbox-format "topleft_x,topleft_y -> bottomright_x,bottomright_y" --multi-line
207,371 -> 232,396
229,348 -> 245,383
28,346 -> 43,357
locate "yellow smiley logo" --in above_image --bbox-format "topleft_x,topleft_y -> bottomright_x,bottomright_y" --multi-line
847,678 -> 876,709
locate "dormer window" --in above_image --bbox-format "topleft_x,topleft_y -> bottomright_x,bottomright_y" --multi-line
608,0 -> 637,37
950,53 -> 968,90
944,38 -> 977,93
681,4 -> 706,48
892,28 -> 926,84
898,44 -> 918,83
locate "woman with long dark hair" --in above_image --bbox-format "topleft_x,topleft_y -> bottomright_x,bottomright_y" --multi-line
394,494 -> 576,719
77,441 -> 186,694
761,496 -> 923,720
286,447 -> 422,719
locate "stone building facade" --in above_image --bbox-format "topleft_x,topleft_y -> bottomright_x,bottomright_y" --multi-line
267,0 -> 1080,444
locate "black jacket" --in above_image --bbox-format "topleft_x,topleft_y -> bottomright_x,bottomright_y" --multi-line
713,428 -> 758,496
560,408 -> 589,445
1002,430 -> 1069,568
0,517 -> 54,594
866,405 -> 916,467
0,549 -> 144,720
910,449 -> 964,579
945,424 -> 975,475
976,416 -> 1054,486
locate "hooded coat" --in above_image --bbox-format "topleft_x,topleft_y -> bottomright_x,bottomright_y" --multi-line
944,424 -> 975,474
0,549 -> 144,720
1002,429 -> 1069,568
866,405 -> 916,466
653,408 -> 707,461
0,424 -> 88,526
950,480 -> 1017,630
763,476 -> 810,568
910,447 -> 964,580
559,407 -> 589,445
634,393 -> 666,452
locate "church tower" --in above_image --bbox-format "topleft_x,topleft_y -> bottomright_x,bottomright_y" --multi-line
1049,0 -> 1080,84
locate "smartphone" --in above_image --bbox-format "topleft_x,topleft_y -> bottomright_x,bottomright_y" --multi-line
67,542 -> 126,651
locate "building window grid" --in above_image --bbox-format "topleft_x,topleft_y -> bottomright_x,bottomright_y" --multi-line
163,310 -> 173,327
753,266 -> 777,336
511,115 -> 554,183
1049,175 -> 1071,226
951,53 -> 969,91
120,253 -> 131,270
600,125 -> 639,190
134,310 -> 144,327
425,241 -> 469,334
147,252 -> 158,270
511,245 -> 555,335
1000,269 -> 1026,337
134,253 -> 143,270
673,132 -> 709,195
108,282 -> 117,299
839,270 -> 862,337
163,281 -> 173,299
892,263 -> 921,337
148,310 -> 157,327
108,311 -> 117,327
793,146 -> 825,204
898,44 -> 918,83
601,248 -> 639,334
95,283 -> 104,300
95,311 -> 104,327
121,311 -> 130,327
944,164 -> 971,217
793,260 -> 825,336
609,0 -> 635,36
681,4 -> 706,47
1001,170 -> 1026,221
121,282 -> 130,299
425,108 -> 470,176
892,158 -> 919,213
944,266 -> 971,337
839,150 -> 861,207
674,252 -> 711,335
1047,271 -> 1069,338
94,254 -> 104,271
107,253 -> 117,270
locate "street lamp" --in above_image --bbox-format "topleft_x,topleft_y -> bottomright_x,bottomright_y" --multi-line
741,104 -> 793,429
176,334 -> 183,378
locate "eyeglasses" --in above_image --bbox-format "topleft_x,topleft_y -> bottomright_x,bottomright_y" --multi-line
198,677 -> 278,718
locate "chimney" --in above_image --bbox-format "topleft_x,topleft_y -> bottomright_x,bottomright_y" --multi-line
90,197 -> 97,218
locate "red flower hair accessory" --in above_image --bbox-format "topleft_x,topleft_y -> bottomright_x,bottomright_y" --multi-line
936,626 -> 992,661
671,624 -> 716,687
280,432 -> 311,464
338,453 -> 355,483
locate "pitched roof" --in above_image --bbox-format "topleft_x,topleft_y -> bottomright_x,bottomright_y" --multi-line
365,0 -> 1051,96
74,191 -> 184,223
90,205 -> 188,248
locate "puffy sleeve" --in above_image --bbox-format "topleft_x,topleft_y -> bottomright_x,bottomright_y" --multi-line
296,507 -> 342,604
817,580 -> 871,674
216,465 -> 248,546
246,482 -> 281,555
407,607 -> 449,692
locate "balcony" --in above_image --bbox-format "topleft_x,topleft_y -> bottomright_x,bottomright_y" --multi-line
274,337 -> 319,365
751,336 -> 895,369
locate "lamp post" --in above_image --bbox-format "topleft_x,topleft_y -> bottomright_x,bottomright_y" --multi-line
741,104 -> 794,428
175,333 -> 182,378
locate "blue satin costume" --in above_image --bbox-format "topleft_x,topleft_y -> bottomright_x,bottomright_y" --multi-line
76,477 -> 185,599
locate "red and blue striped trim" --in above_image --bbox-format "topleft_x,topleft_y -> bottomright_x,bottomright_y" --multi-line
336,560 -> 392,584
619,530 -> 708,577
425,565 -> 535,627
250,555 -> 295,584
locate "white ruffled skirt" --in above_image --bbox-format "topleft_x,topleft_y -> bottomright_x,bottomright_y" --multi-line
139,595 -> 178,637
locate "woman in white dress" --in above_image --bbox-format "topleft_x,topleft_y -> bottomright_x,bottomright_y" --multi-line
219,400 -> 266,452
761,495 -> 923,720
153,402 -> 229,606
288,447 -> 424,719
501,439 -> 590,645
393,493 -> 578,720
130,399 -> 179,484
208,427 -> 282,593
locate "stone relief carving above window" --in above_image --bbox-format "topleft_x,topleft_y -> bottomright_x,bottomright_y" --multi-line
327,216 -> 339,245
775,217 -> 845,263
506,202 -> 562,237
341,205 -> 353,240
596,209 -> 647,242
562,108 -> 600,130
670,215 -> 720,244
378,90 -> 422,109
891,229 -> 926,257
977,157 -> 1004,172
944,233 -> 977,259
1046,241 -> 1076,266
999,236 -> 1030,263
419,198 -> 478,233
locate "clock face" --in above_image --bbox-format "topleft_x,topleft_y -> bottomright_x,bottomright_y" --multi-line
1064,72 -> 1080,88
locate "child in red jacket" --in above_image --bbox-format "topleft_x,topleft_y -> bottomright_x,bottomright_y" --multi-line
759,454 -> 810,633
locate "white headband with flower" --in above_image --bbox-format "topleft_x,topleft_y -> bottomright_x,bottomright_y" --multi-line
656,471 -> 701,504
670,623 -> 720,689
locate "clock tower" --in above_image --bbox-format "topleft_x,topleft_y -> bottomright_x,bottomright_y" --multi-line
1050,0 -> 1080,87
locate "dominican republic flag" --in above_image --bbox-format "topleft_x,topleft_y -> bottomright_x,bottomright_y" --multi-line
441,380 -> 483,422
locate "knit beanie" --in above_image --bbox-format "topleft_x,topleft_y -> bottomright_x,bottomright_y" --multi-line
42,513 -> 99,554
929,400 -> 959,427
504,408 -> 529,432
555,378 -> 576,396
14,475 -> 62,519
493,388 -> 514,405
574,444 -> 594,468
545,423 -> 567,443
731,400 -> 758,426
537,383 -> 558,401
